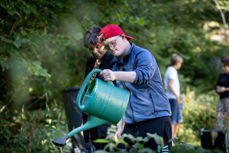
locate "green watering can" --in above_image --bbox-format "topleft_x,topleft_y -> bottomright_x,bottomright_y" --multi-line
52,69 -> 129,146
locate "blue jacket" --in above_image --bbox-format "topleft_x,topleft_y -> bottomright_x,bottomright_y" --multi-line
112,43 -> 171,124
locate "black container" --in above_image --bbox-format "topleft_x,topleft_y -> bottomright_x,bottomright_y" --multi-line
61,87 -> 86,151
200,128 -> 225,151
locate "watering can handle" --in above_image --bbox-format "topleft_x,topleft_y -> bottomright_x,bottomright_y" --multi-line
77,69 -> 114,111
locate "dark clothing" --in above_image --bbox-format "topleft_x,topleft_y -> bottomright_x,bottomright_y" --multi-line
85,123 -> 110,150
85,52 -> 114,77
123,116 -> 172,150
83,51 -> 114,150
217,73 -> 229,99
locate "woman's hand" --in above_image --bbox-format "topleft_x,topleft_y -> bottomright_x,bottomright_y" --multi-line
100,69 -> 116,81
217,86 -> 227,93
115,118 -> 125,142
115,130 -> 122,142
176,95 -> 181,105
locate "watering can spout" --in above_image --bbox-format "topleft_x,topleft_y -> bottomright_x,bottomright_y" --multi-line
52,116 -> 107,146
52,135 -> 69,147
68,116 -> 107,137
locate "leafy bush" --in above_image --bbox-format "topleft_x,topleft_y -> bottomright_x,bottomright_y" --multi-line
94,124 -> 224,153
175,87 -> 222,148
181,88 -> 218,138
170,143 -> 224,153
0,0 -> 229,152
94,125 -> 164,153
0,101 -> 70,153
0,87 -> 224,153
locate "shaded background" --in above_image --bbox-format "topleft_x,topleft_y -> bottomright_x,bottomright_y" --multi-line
0,0 -> 228,152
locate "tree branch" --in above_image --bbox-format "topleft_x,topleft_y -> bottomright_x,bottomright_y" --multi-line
213,0 -> 228,42
0,101 -> 12,113
9,21 -> 17,36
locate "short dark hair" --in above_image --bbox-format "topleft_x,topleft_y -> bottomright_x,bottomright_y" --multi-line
221,57 -> 229,66
84,27 -> 101,48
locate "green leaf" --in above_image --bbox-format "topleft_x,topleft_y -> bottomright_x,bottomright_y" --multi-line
22,6 -> 31,15
7,10 -> 17,16
13,40 -> 22,48
146,133 -> 163,146
93,139 -> 108,143
116,139 -> 129,147
0,35 -> 14,44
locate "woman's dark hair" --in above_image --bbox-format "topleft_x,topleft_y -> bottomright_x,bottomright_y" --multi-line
84,26 -> 101,48
221,57 -> 229,66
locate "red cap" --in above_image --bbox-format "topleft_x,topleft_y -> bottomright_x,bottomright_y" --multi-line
99,24 -> 134,40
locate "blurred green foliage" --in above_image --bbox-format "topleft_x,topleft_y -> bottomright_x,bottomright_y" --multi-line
94,123 -> 224,153
178,88 -> 219,145
0,0 -> 229,152
0,0 -> 228,107
93,125 -> 162,153
0,101 -> 71,153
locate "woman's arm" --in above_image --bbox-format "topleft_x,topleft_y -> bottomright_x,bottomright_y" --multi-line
217,85 -> 229,93
100,69 -> 136,83
168,79 -> 181,104
115,118 -> 125,141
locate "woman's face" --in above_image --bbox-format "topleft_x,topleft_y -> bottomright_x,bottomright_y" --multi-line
90,43 -> 106,59
176,61 -> 182,70
222,64 -> 229,73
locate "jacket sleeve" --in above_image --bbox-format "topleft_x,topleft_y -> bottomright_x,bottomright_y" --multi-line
133,50 -> 157,85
